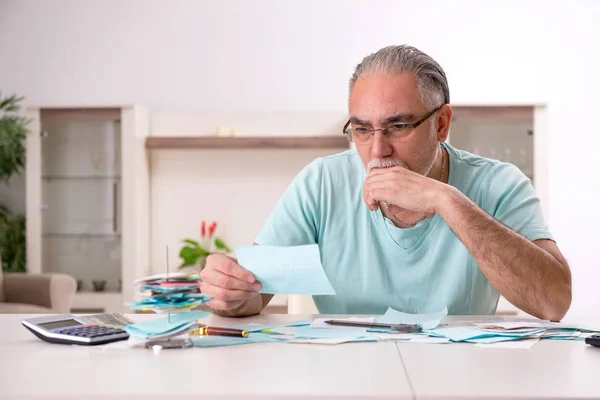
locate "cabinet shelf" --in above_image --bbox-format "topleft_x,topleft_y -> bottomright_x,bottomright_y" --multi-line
42,233 -> 121,238
145,136 -> 349,149
42,175 -> 121,180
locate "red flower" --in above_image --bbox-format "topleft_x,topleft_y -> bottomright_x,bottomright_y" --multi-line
208,222 -> 217,238
201,221 -> 206,238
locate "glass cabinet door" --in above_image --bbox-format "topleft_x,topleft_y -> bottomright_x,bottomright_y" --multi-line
40,113 -> 122,293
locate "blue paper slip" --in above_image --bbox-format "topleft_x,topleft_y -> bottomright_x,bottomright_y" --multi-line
424,326 -> 546,342
230,321 -> 311,332
235,244 -> 336,295
125,311 -> 209,339
288,337 -> 379,345
293,327 -> 367,339
375,307 -> 448,330
466,336 -> 533,344
190,333 -> 283,348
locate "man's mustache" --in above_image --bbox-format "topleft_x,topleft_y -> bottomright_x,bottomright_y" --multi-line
367,158 -> 407,174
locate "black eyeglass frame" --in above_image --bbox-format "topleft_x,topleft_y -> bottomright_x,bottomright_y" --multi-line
342,103 -> 446,142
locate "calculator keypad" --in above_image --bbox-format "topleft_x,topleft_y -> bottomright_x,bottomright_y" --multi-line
54,325 -> 126,339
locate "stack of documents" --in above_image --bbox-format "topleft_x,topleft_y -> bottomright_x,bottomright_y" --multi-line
126,272 -> 212,313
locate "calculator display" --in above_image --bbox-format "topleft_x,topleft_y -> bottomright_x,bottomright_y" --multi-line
38,319 -> 83,331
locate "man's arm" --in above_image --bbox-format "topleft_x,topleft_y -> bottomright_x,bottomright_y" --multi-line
438,186 -> 572,321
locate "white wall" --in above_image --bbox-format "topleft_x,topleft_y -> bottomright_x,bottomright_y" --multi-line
1,0 -> 599,316
151,148 -> 342,271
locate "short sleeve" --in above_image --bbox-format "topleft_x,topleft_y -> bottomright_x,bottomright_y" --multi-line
485,163 -> 553,242
254,158 -> 323,246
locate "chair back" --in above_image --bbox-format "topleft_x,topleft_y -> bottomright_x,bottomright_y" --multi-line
287,295 -> 319,314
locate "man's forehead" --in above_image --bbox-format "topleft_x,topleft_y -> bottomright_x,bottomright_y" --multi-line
349,73 -> 424,123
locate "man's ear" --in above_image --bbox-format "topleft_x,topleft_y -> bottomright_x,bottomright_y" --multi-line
437,104 -> 453,142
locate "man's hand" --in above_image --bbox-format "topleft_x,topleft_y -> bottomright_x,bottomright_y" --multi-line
363,166 -> 445,214
199,253 -> 262,311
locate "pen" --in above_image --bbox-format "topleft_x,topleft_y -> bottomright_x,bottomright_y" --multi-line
190,325 -> 249,338
324,320 -> 422,333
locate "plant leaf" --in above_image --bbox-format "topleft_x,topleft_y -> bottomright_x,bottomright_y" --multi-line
214,238 -> 231,252
179,246 -> 199,265
183,239 -> 200,246
195,245 -> 209,257
0,213 -> 26,272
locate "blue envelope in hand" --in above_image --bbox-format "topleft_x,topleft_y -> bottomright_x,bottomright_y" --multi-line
125,311 -> 210,339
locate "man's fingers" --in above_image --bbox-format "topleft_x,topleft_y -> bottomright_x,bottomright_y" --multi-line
363,184 -> 379,211
200,282 -> 259,302
201,268 -> 262,291
369,165 -> 407,175
209,254 -> 256,283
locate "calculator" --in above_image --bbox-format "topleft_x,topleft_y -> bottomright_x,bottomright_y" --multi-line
585,334 -> 600,348
22,314 -> 130,346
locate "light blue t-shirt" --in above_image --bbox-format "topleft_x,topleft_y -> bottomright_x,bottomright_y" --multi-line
255,142 -> 552,315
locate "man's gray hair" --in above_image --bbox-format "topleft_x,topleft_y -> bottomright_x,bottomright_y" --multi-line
349,45 -> 450,109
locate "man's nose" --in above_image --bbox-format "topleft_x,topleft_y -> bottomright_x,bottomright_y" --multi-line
370,131 -> 393,159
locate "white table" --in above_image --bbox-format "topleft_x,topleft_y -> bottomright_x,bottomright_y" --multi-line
1,313 -> 600,399
0,313 -> 410,400
398,316 -> 600,400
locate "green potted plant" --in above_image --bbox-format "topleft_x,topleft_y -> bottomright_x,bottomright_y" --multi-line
0,93 -> 28,273
179,220 -> 231,272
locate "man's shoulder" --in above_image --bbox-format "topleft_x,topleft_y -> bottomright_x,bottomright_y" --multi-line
302,149 -> 362,176
447,144 -> 526,185
320,148 -> 361,164
446,143 -> 533,212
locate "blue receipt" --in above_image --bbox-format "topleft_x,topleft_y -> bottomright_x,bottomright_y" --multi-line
235,244 -> 336,295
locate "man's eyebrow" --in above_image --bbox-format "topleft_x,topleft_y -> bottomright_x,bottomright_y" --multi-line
349,113 -> 416,126
382,113 -> 415,124
349,117 -> 371,125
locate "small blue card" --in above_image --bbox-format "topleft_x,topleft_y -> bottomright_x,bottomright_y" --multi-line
235,244 -> 336,295
375,307 -> 448,330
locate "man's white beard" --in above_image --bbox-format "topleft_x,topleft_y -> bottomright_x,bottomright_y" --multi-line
367,158 -> 407,175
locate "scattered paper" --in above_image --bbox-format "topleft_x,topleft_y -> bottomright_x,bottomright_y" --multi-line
230,321 -> 311,332
474,321 -> 555,330
124,311 -> 209,339
369,333 -> 423,341
266,326 -> 302,335
426,326 -> 546,342
235,244 -> 336,295
542,329 -> 581,338
473,321 -> 586,331
375,307 -> 448,330
399,337 -> 451,344
190,333 -> 283,348
287,337 -> 379,345
475,338 -> 540,349
466,336 -> 538,344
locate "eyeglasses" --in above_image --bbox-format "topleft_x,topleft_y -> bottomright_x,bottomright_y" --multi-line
343,104 -> 445,144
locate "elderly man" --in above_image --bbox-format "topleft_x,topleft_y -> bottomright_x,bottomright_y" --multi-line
199,45 -> 572,321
